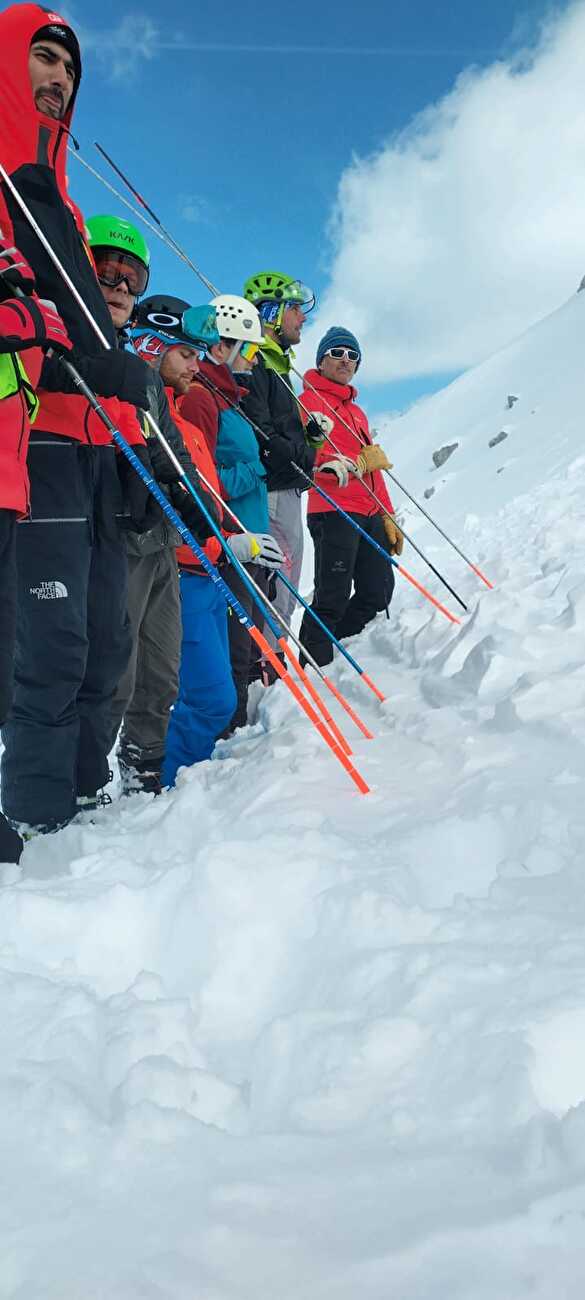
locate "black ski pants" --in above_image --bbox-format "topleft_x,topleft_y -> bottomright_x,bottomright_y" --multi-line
300,510 -> 395,667
1,435 -> 132,830
0,510 -> 23,862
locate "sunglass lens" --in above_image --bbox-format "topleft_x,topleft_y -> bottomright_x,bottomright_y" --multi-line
329,347 -> 359,361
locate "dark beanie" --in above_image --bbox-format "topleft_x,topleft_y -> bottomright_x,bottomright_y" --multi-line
31,23 -> 82,87
316,326 -> 361,369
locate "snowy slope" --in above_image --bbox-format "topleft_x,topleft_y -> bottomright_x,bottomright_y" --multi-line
378,287 -> 585,531
3,293 -> 585,1296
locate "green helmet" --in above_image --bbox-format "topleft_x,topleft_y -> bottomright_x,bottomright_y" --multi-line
243,270 -> 315,313
86,215 -> 150,267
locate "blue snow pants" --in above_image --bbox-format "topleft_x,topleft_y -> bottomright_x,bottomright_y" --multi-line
162,571 -> 237,788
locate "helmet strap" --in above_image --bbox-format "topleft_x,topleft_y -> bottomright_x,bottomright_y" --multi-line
225,340 -> 241,369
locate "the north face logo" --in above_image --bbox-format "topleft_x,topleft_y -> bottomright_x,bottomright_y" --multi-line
30,581 -> 68,600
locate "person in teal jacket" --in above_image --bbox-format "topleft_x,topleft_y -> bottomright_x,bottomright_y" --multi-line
181,293 -> 272,729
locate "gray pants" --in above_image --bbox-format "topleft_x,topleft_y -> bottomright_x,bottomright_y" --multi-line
109,545 -> 180,767
267,488 -> 304,645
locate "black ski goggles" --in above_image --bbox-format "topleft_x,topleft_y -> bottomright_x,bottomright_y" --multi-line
324,346 -> 360,362
92,248 -> 150,297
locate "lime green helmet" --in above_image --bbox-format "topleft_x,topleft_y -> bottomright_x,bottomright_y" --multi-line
86,215 -> 150,296
243,270 -> 315,316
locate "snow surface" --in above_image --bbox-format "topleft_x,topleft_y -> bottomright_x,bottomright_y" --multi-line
3,291 -> 585,1296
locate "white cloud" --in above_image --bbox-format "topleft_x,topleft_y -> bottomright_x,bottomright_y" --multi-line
299,2 -> 585,385
62,8 -> 159,81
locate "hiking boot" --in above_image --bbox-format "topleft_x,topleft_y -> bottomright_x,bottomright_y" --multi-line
118,754 -> 162,797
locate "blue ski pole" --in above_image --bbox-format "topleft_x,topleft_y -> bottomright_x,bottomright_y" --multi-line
58,356 -> 370,795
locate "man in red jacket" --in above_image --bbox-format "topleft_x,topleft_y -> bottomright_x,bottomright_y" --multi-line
300,326 -> 403,666
0,239 -> 71,860
0,5 -> 155,834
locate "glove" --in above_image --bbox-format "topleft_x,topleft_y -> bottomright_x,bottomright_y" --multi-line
72,349 -> 151,408
305,414 -> 333,448
117,443 -> 163,533
37,300 -> 72,353
354,444 -> 393,476
0,241 -> 35,300
229,531 -> 285,570
382,513 -> 404,556
168,479 -> 220,543
0,294 -> 71,355
316,456 -> 354,489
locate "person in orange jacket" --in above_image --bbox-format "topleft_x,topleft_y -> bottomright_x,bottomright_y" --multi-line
300,327 -> 402,666
130,297 -> 284,786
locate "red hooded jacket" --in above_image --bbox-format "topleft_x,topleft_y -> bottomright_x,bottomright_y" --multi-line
0,4 -> 143,450
303,369 -> 394,518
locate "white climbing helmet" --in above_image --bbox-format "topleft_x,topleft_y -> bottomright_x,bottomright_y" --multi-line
210,294 -> 263,344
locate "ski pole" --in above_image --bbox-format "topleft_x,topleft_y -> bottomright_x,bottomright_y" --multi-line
94,142 -> 219,295
197,374 -> 460,628
0,161 -> 370,794
282,367 -> 468,613
194,375 -> 386,704
183,452 -> 375,742
292,363 -> 494,592
367,462 -> 494,589
71,149 -> 186,266
83,147 -> 462,623
59,356 -> 370,794
289,459 -> 461,626
276,570 -> 385,702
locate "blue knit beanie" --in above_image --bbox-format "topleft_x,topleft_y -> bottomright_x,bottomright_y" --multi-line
316,326 -> 361,369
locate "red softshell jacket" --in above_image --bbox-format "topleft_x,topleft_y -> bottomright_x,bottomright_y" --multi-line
0,5 -> 143,450
303,368 -> 394,518
170,389 -> 225,572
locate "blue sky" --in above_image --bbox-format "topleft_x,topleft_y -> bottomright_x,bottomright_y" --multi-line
66,0 -> 571,415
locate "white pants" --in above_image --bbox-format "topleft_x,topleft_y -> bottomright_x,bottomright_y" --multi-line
267,488 -> 304,645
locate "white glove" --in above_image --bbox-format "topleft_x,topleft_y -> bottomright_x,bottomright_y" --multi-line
317,456 -> 354,488
229,531 -> 285,570
310,411 -> 335,437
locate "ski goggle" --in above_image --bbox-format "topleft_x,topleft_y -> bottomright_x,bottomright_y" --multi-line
239,341 -> 260,362
324,346 -> 360,362
130,330 -> 207,361
283,280 -> 315,314
92,248 -> 150,296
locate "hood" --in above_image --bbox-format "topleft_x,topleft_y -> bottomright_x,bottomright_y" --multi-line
197,357 -> 243,407
303,367 -> 358,403
260,334 -> 292,376
0,5 -> 81,200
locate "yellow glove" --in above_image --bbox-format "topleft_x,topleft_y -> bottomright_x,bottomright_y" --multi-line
354,444 -> 393,476
382,514 -> 404,556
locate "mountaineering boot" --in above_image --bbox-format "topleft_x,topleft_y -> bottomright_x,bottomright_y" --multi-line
0,812 -> 23,865
75,769 -> 114,817
118,750 -> 163,797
